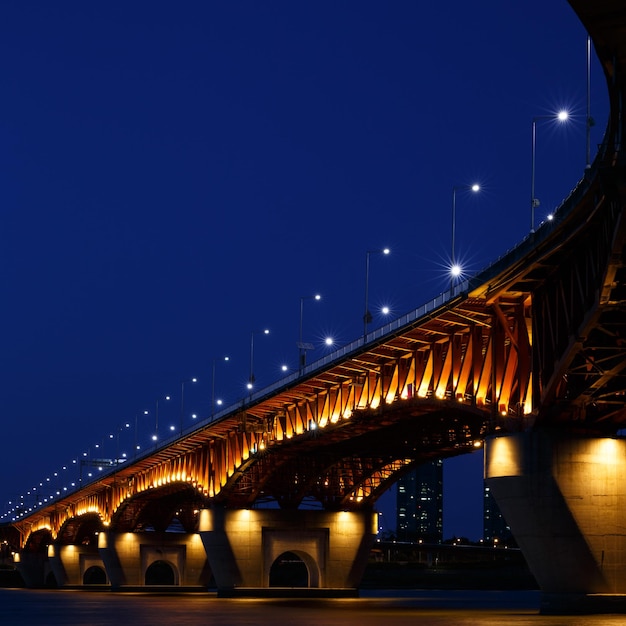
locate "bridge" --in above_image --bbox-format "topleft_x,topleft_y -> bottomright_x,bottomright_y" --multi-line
1,0 -> 626,613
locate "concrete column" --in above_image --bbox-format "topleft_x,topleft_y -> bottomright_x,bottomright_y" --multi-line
199,507 -> 377,595
485,432 -> 626,613
48,544 -> 105,587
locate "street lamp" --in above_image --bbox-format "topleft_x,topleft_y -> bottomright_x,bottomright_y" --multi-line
298,294 -> 321,372
249,329 -> 270,390
364,248 -> 390,338
115,423 -> 130,464
531,110 -> 569,232
211,356 -> 230,418
180,377 -> 197,435
134,410 -> 149,455
154,395 -> 171,444
451,183 -> 480,288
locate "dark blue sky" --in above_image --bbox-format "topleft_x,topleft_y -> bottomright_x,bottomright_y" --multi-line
0,1 -> 607,539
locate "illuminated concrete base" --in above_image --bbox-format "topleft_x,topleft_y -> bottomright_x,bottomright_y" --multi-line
486,432 -> 626,614
199,508 -> 377,595
48,544 -> 105,587
98,531 -> 211,589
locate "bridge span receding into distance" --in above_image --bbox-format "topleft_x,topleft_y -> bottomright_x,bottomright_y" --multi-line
1,0 -> 626,614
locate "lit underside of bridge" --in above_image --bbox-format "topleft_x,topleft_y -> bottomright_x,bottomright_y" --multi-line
2,1 -> 626,610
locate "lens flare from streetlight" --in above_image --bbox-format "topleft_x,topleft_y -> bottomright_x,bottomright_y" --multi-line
451,264 -> 462,277
471,184 -> 480,192
557,110 -> 568,121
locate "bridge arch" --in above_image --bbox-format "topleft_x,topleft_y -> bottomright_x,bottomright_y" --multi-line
57,512 -> 105,546
219,399 -> 489,510
24,528 -> 53,553
110,482 -> 208,533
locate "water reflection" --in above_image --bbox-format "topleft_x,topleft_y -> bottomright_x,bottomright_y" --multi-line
1,589 -> 625,626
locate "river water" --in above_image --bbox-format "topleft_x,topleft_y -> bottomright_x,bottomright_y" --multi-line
1,589 -> 626,626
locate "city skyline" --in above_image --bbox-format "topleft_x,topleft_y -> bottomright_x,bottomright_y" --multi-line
0,0 -> 608,540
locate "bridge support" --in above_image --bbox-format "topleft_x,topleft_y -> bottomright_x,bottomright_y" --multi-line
198,507 -> 377,596
13,552 -> 48,588
48,544 -> 106,587
97,531 -> 211,589
486,432 -> 626,614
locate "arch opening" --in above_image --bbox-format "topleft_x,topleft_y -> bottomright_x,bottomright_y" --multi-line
145,559 -> 177,585
83,565 -> 107,585
269,551 -> 310,587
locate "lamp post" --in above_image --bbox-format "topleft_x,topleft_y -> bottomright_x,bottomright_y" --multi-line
179,377 -> 197,435
212,356 -> 230,418
134,410 -> 149,456
115,423 -> 130,465
155,395 -> 171,445
364,248 -> 390,339
531,110 -> 569,232
248,329 -> 270,391
298,294 -> 321,372
586,35 -> 594,170
451,183 -> 480,289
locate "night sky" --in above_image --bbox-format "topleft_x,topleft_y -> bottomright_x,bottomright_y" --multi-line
0,1 -> 608,540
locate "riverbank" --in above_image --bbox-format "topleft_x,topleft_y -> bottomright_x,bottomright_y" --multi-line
0,560 -> 536,591
360,561 -> 537,590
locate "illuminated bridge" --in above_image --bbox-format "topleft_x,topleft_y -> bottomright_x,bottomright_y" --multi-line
2,0 -> 626,612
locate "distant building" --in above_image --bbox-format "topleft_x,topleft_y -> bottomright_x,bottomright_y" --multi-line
396,460 -> 443,543
483,483 -> 514,546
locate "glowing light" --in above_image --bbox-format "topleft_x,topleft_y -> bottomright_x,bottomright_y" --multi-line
557,110 -> 569,121
324,337 -> 334,346
381,306 -> 390,315
471,183 -> 480,192
451,264 -> 462,277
